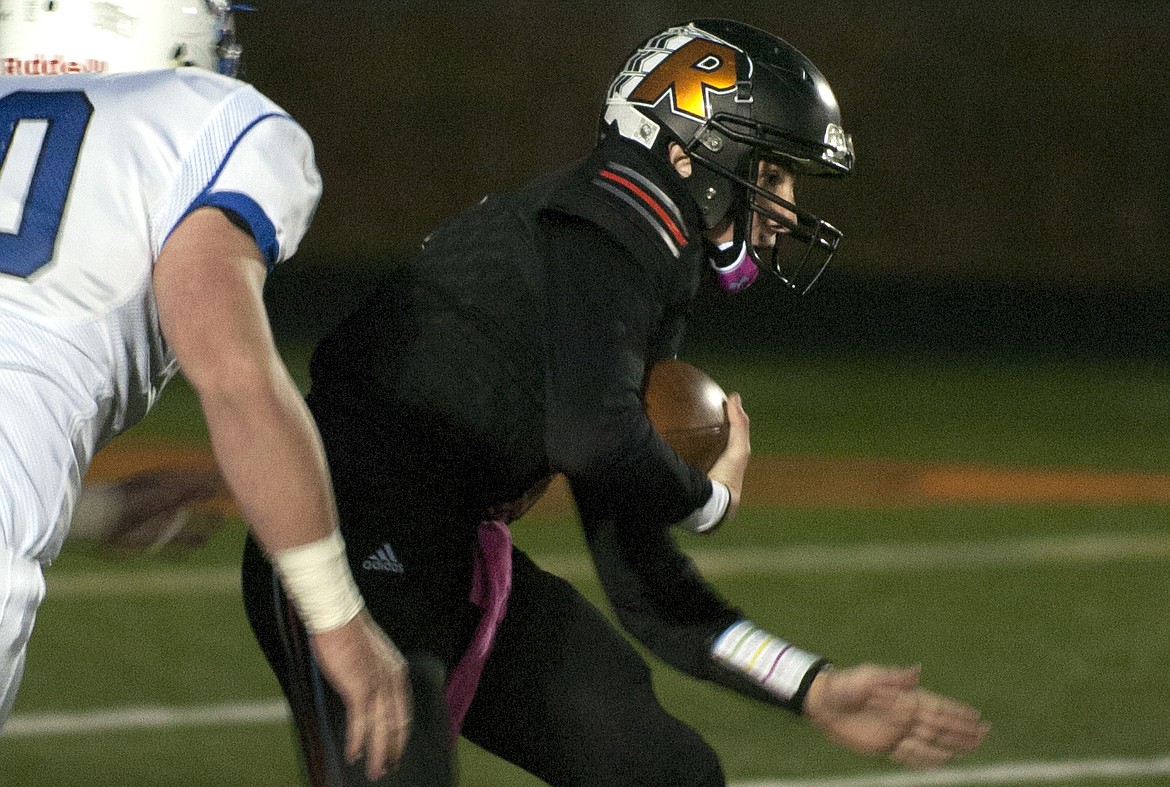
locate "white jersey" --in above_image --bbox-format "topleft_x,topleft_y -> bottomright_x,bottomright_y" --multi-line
0,68 -> 321,560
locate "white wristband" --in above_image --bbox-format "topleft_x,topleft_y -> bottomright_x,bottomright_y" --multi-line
674,481 -> 730,534
271,530 -> 365,634
711,620 -> 822,703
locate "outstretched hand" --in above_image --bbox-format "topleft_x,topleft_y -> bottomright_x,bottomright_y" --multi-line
803,663 -> 988,769
312,612 -> 414,781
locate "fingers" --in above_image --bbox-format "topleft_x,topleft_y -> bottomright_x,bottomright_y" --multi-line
344,672 -> 410,781
890,714 -> 990,770
344,689 -> 370,772
176,509 -> 226,547
144,508 -> 194,554
359,665 -> 411,781
870,663 -> 923,692
889,735 -> 960,770
834,664 -> 986,770
709,393 -> 752,517
887,687 -> 989,770
724,392 -> 751,454
82,466 -> 228,556
313,617 -> 414,781
358,636 -> 412,780
358,690 -> 391,782
383,673 -> 413,779
913,692 -> 989,751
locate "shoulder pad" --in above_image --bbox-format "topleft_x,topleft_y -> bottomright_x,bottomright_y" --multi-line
544,153 -> 696,268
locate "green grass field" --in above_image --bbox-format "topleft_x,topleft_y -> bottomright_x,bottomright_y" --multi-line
2,348 -> 1168,786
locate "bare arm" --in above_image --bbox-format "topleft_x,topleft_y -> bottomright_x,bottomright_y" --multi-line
154,208 -> 410,780
153,209 -> 333,551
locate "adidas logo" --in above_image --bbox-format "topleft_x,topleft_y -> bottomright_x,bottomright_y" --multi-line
362,543 -> 405,573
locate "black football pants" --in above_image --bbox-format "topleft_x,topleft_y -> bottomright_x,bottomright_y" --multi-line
242,534 -> 724,786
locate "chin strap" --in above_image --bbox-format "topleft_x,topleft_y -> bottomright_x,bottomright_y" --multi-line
709,238 -> 759,293
707,194 -> 761,293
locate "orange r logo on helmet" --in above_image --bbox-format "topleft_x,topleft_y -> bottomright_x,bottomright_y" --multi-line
629,38 -> 739,121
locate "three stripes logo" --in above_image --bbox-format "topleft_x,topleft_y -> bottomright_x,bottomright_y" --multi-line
362,543 -> 405,573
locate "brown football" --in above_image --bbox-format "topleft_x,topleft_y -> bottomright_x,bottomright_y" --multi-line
642,359 -> 730,472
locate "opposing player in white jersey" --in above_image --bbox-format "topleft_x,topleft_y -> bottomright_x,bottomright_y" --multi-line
0,2 -> 415,780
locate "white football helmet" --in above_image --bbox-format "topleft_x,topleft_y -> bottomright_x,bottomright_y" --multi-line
0,0 -> 242,77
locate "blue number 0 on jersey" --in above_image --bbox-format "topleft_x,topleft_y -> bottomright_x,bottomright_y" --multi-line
0,91 -> 93,278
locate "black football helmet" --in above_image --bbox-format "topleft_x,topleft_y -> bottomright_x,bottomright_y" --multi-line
601,19 -> 854,294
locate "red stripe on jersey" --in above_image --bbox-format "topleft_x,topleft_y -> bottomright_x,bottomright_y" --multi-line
598,169 -> 688,248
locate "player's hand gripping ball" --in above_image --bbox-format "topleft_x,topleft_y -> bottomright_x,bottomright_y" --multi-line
642,359 -> 730,472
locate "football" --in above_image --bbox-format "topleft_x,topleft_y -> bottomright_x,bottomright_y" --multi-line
642,359 -> 730,472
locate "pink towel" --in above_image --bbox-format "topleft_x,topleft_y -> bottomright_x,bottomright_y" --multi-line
443,519 -> 513,740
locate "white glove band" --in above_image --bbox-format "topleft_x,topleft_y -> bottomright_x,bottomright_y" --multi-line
674,481 -> 730,534
271,529 -> 365,634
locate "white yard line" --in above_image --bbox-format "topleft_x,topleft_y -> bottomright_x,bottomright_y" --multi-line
734,755 -> 1170,786
16,532 -> 1170,785
3,701 -> 1168,785
3,700 -> 288,736
45,531 -> 1170,597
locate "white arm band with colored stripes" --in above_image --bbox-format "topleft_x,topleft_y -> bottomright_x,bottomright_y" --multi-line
674,481 -> 730,534
711,620 -> 828,710
271,529 -> 365,634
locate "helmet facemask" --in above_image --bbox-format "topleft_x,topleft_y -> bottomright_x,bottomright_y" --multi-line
685,112 -> 850,295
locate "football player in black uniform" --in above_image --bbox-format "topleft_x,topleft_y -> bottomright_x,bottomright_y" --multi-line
242,19 -> 988,786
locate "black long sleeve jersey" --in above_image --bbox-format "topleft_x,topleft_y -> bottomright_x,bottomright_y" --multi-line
308,137 -> 718,533
307,136 -> 768,702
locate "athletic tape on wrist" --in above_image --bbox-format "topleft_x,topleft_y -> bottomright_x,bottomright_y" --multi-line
711,620 -> 825,707
271,529 -> 365,634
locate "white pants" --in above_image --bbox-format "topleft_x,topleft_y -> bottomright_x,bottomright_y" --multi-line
0,546 -> 46,726
0,365 -> 92,728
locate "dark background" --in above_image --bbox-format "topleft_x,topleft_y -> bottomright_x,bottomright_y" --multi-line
240,2 -> 1169,358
